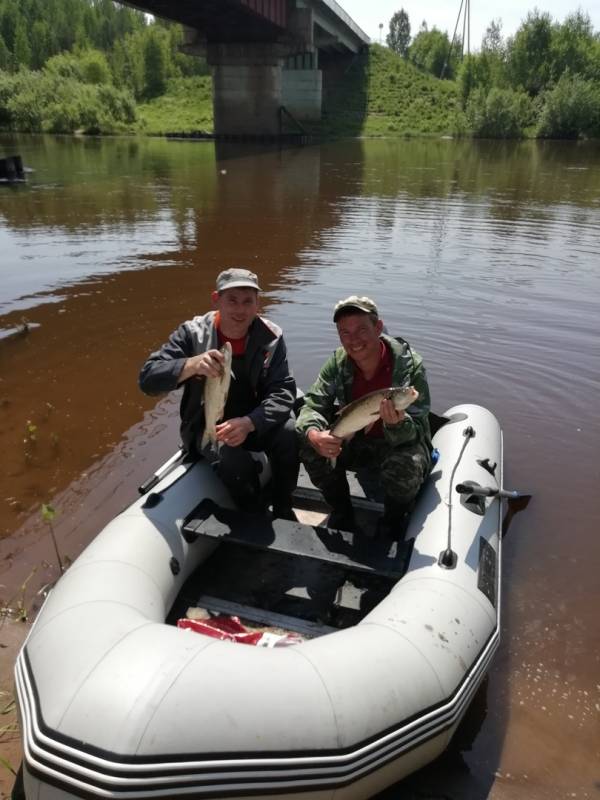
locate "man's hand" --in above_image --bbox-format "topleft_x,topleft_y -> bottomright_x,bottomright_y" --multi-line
179,349 -> 224,383
308,429 -> 343,459
216,416 -> 255,447
380,398 -> 406,426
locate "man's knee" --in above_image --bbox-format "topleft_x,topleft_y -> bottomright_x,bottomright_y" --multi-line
259,417 -> 298,462
381,447 -> 430,503
216,446 -> 262,507
297,435 -> 335,489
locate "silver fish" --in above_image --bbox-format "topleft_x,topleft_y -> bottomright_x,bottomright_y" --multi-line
201,342 -> 233,451
330,385 -> 419,440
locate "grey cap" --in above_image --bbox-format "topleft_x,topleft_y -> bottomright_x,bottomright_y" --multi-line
333,295 -> 379,322
216,268 -> 262,292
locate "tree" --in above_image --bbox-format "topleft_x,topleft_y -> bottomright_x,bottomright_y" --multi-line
0,0 -> 19,53
466,86 -> 532,138
506,10 -> 553,95
409,27 -> 455,79
111,34 -> 145,98
0,32 -> 9,70
29,20 -> 55,70
80,49 -> 111,84
143,29 -> 168,98
387,9 -> 411,57
537,73 -> 600,138
12,20 -> 32,69
482,19 -> 503,54
550,11 -> 596,82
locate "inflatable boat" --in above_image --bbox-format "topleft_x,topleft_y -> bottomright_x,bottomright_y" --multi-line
14,403 -> 504,800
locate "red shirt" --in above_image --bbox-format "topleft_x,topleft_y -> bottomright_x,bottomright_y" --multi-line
350,340 -> 393,438
215,311 -> 246,356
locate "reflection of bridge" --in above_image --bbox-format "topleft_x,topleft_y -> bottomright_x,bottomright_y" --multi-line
119,0 -> 369,135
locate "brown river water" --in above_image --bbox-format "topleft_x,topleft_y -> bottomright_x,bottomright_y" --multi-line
0,133 -> 598,799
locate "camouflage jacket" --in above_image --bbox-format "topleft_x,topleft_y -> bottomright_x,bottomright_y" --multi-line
296,334 -> 432,449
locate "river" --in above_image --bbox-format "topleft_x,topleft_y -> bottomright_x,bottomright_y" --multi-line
0,133 -> 598,799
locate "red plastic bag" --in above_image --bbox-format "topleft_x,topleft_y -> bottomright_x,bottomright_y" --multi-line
177,615 -> 303,647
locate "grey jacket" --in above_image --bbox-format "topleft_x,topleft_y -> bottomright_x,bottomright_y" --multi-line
139,311 -> 296,456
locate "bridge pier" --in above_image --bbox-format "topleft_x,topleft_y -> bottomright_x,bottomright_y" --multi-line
207,43 -> 286,137
173,0 -> 369,139
205,42 -> 321,137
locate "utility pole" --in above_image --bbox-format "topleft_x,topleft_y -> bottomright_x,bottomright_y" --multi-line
441,0 -> 470,77
379,23 -> 383,44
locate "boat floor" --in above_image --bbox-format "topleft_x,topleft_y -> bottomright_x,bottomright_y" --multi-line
169,470 -> 412,638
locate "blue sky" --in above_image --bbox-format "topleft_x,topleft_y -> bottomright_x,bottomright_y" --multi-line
340,0 -> 600,50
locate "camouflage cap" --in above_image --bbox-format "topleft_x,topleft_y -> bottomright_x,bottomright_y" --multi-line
216,268 -> 262,292
333,295 -> 379,322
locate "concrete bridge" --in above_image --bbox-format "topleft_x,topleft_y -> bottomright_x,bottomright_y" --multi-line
120,0 -> 369,136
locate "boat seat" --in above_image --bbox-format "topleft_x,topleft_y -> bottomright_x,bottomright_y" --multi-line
182,499 -> 411,579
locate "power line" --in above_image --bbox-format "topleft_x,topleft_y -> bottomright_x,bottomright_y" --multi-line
441,0 -> 470,78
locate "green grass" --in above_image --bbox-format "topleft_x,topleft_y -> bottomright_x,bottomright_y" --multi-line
320,44 -> 464,138
137,76 -> 213,135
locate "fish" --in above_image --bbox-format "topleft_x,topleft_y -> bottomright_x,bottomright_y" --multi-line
330,385 -> 419,440
200,342 -> 233,452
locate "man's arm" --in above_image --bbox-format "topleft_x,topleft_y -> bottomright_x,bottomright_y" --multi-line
139,323 -> 192,396
383,357 -> 431,447
295,355 -> 338,438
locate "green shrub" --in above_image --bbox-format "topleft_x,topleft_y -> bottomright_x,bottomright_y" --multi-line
0,67 -> 136,133
467,87 -> 532,138
537,73 -> 600,138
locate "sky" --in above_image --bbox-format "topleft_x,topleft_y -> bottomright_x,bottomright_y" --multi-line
339,0 -> 600,51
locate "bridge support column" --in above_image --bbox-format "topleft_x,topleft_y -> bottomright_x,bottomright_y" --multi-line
281,69 -> 322,121
207,43 -> 285,136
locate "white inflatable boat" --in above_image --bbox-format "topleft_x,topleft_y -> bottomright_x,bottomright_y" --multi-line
14,403 -> 503,800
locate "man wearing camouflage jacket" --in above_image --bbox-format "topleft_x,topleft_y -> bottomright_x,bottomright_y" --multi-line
296,296 -> 432,535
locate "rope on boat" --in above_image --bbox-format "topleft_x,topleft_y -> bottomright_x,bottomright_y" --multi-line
439,425 -> 475,569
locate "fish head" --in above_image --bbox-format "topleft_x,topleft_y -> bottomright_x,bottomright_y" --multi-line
389,385 -> 419,411
220,340 -> 233,363
217,341 -> 233,379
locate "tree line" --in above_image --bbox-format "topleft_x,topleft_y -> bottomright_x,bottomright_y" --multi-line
387,8 -> 600,138
0,0 -> 207,134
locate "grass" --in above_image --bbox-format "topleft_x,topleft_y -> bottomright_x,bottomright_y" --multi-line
137,76 -> 213,135
319,44 -> 463,138
134,47 -> 463,139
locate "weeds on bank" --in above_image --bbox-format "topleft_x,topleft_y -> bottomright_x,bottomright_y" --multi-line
0,570 -> 37,625
41,504 -> 64,574
20,402 -> 59,470
0,689 -> 18,750
0,691 -> 18,780
0,753 -> 17,777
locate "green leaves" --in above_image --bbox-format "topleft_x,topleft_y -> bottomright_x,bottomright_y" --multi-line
41,503 -> 56,523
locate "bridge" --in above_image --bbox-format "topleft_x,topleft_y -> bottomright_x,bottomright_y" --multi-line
120,0 -> 370,136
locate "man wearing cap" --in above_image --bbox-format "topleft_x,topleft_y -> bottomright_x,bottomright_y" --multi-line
139,269 -> 298,519
296,296 -> 432,535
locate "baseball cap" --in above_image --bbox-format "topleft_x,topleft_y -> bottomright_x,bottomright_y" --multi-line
333,295 -> 379,322
216,268 -> 262,292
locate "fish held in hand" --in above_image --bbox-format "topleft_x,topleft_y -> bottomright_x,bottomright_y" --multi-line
331,385 -> 419,440
201,342 -> 233,451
